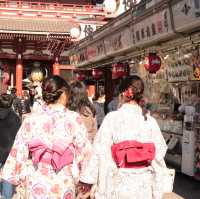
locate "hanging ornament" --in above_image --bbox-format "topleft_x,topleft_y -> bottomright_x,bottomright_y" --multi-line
144,53 -> 161,73
76,72 -> 86,81
2,72 -> 10,85
112,63 -> 127,79
104,0 -> 117,13
70,27 -> 81,39
31,67 -> 44,83
92,69 -> 103,80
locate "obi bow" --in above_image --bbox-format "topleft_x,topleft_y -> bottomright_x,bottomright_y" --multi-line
111,140 -> 155,168
28,139 -> 74,172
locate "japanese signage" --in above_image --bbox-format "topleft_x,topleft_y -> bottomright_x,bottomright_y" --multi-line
104,27 -> 132,55
69,0 -> 200,67
130,8 -> 172,47
173,0 -> 200,32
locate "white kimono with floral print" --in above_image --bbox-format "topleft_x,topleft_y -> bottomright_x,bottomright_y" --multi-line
2,105 -> 92,199
80,104 -> 167,199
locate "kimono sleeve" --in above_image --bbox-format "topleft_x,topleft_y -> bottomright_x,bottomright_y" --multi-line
2,117 -> 31,185
80,113 -> 113,184
147,116 -> 167,162
72,115 -> 92,172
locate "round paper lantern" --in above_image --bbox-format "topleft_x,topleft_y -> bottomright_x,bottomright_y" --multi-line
76,72 -> 86,81
31,68 -> 44,82
70,27 -> 81,39
104,0 -> 117,13
112,63 -> 127,79
144,54 -> 161,73
92,69 -> 103,80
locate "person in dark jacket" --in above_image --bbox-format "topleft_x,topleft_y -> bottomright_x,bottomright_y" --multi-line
0,93 -> 21,199
10,88 -> 22,118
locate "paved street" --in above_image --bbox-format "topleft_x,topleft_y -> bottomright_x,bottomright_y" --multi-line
173,172 -> 200,199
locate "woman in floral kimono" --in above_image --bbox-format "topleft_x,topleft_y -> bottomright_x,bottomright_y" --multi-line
78,75 -> 168,199
1,75 -> 92,199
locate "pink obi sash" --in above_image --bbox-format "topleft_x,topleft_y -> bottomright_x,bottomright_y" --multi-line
111,140 -> 155,168
28,139 -> 74,172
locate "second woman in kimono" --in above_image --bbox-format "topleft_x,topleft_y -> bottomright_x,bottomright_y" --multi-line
78,75 -> 168,199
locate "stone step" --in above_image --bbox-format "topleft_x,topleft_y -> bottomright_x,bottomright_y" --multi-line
163,193 -> 184,199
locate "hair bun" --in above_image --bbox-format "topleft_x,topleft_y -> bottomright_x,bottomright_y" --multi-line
42,76 -> 70,104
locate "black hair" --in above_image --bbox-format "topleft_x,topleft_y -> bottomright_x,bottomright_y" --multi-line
68,81 -> 96,117
119,75 -> 147,120
42,75 -> 70,105
10,88 -> 17,94
0,93 -> 13,108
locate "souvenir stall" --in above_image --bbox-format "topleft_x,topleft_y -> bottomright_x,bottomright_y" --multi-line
68,0 -> 200,178
135,42 -> 200,178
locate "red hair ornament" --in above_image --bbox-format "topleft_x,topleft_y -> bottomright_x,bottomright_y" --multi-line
123,87 -> 134,98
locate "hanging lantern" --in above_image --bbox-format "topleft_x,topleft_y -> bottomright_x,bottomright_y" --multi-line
92,69 -> 103,80
76,72 -> 86,81
70,27 -> 81,39
112,63 -> 127,79
2,72 -> 10,85
104,0 -> 117,13
31,67 -> 44,83
144,53 -> 161,73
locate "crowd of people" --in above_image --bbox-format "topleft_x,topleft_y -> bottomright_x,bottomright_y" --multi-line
0,75 -> 171,199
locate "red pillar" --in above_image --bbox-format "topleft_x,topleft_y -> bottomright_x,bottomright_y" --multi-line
16,56 -> 23,97
53,59 -> 60,76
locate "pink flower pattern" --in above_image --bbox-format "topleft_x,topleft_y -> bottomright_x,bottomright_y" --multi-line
2,105 -> 92,199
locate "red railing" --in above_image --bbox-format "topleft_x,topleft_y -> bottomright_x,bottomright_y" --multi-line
0,0 -> 105,14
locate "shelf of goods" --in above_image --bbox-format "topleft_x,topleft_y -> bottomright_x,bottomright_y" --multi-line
195,122 -> 200,178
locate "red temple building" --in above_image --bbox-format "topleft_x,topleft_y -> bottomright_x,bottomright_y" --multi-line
0,0 -> 110,96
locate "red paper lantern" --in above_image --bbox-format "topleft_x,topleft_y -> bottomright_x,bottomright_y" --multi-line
76,72 -> 86,81
112,63 -> 127,79
92,69 -> 103,80
3,72 -> 10,85
144,53 -> 161,73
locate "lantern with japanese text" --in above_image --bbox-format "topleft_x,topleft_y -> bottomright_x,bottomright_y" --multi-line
144,53 -> 161,73
92,69 -> 103,80
76,72 -> 86,81
112,63 -> 127,79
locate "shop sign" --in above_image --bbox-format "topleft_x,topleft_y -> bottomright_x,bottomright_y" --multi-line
172,0 -> 200,32
191,47 -> 200,80
167,64 -> 192,82
87,47 -> 97,60
130,8 -> 172,47
87,40 -> 105,61
104,27 -> 132,56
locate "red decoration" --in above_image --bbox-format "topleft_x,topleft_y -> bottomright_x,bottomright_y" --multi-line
76,72 -> 86,81
92,69 -> 103,80
112,63 -> 127,79
3,72 -> 10,85
144,53 -> 161,73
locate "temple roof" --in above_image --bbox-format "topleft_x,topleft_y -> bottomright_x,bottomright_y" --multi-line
0,17 -> 75,34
